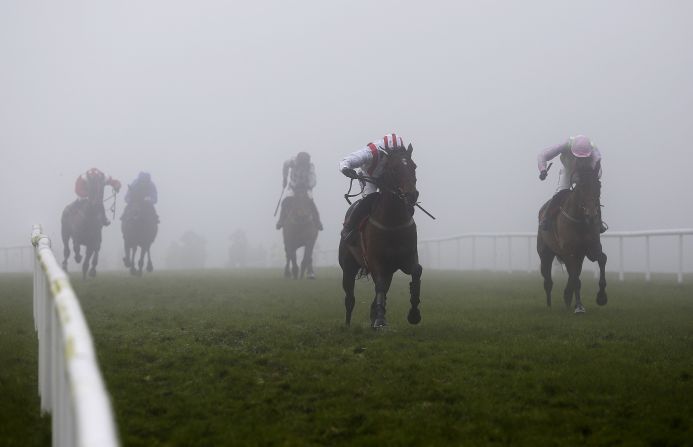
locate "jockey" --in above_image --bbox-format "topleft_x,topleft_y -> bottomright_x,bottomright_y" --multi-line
123,172 -> 159,222
276,151 -> 323,230
74,168 -> 121,226
339,133 -> 407,241
538,135 -> 606,233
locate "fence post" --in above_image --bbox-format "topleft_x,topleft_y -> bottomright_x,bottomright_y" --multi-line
678,234 -> 684,284
507,236 -> 512,273
471,237 -> 476,271
492,236 -> 497,272
437,240 -> 442,270
645,235 -> 651,282
526,236 -> 532,273
456,238 -> 461,270
619,236 -> 624,281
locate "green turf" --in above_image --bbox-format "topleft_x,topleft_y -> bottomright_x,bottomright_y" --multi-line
2,269 -> 692,446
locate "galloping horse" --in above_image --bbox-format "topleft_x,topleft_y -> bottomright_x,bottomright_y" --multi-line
61,172 -> 109,279
282,187 -> 320,279
537,161 -> 608,313
121,201 -> 158,276
339,145 -> 423,328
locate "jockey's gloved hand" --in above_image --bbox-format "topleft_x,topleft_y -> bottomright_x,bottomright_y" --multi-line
282,177 -> 287,188
341,167 -> 359,179
539,170 -> 547,181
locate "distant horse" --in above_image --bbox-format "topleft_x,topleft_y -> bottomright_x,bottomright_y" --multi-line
61,173 -> 108,279
339,145 -> 422,328
121,201 -> 158,276
282,188 -> 320,279
537,161 -> 608,313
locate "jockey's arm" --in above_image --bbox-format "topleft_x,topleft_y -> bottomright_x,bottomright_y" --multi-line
308,164 -> 316,189
282,159 -> 293,185
591,146 -> 603,175
148,183 -> 159,204
339,147 -> 373,175
106,177 -> 122,192
537,140 -> 570,172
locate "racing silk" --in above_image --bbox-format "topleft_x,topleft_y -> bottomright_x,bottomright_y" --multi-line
537,135 -> 602,172
283,157 -> 316,192
125,174 -> 158,205
75,169 -> 121,198
339,133 -> 407,178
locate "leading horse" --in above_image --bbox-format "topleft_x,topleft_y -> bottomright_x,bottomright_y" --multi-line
282,188 -> 320,279
61,173 -> 110,279
537,161 -> 608,313
339,145 -> 423,328
121,201 -> 158,276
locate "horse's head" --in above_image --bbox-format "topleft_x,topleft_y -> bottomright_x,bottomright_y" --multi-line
379,144 -> 419,207
85,169 -> 107,206
573,160 -> 601,228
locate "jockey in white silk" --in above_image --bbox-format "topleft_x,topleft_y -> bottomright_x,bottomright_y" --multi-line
338,133 -> 407,240
276,152 -> 323,231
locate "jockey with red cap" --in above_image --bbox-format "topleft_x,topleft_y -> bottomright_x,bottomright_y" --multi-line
339,133 -> 407,241
75,168 -> 121,226
538,135 -> 606,232
276,152 -> 323,231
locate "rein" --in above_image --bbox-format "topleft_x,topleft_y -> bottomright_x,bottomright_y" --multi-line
343,175 -> 436,220
103,188 -> 118,221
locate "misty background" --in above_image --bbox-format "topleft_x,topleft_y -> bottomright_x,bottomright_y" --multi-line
1,1 -> 691,271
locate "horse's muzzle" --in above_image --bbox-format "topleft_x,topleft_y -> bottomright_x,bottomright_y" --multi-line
405,191 -> 419,205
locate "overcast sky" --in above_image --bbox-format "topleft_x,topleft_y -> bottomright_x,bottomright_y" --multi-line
1,0 -> 692,268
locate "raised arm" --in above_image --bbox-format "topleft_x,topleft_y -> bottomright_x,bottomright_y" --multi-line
537,140 -> 570,172
339,147 -> 373,174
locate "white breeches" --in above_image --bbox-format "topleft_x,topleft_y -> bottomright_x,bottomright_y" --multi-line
361,180 -> 377,197
556,167 -> 575,193
287,187 -> 313,198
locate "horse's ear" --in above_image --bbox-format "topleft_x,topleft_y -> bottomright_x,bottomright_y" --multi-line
406,144 -> 414,158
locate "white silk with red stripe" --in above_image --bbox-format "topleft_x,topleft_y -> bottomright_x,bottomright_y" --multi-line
339,134 -> 407,191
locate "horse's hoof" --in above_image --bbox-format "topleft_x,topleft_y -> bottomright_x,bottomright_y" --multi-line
130,268 -> 137,276
88,270 -> 96,278
123,257 -> 131,268
137,270 -> 143,277
62,262 -> 68,271
146,265 -> 153,273
574,305 -> 586,314
75,255 -> 82,263
596,291 -> 608,306
407,308 -> 421,325
307,274 -> 316,280
372,318 -> 387,329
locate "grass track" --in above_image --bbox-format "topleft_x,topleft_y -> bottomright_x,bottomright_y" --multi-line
2,269 -> 693,446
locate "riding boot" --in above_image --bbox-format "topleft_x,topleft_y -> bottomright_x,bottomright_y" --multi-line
540,189 -> 569,231
341,193 -> 378,241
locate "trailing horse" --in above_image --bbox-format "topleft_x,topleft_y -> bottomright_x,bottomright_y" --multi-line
121,201 -> 158,276
339,145 -> 423,328
282,189 -> 320,279
537,161 -> 608,313
61,173 -> 110,279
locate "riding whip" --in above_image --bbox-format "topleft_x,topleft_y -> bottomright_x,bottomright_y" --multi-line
273,186 -> 286,217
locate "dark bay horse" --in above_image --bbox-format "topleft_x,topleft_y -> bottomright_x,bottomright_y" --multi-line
339,145 -> 422,328
121,201 -> 158,276
537,161 -> 607,313
282,189 -> 320,279
61,173 -> 109,279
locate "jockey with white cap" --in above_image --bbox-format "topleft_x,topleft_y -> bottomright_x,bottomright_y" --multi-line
538,135 -> 606,232
339,133 -> 407,241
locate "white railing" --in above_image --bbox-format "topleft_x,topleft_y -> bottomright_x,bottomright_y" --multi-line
32,225 -> 119,447
316,229 -> 693,284
0,245 -> 33,272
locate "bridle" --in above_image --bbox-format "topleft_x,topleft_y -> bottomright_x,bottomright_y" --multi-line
343,175 -> 436,220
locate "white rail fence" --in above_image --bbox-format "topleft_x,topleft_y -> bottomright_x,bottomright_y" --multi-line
0,245 -> 33,272
31,225 -> 119,447
316,229 -> 693,284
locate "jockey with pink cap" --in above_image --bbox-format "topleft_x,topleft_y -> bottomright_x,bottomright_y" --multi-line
339,133 -> 407,241
538,135 -> 606,232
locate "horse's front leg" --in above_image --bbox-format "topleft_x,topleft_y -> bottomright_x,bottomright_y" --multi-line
137,246 -> 146,276
89,247 -> 99,278
82,247 -> 93,280
563,256 -> 580,311
539,246 -> 555,308
290,249 -> 299,280
129,247 -> 138,275
123,242 -> 132,268
573,256 -> 586,313
74,241 -> 82,264
62,236 -> 71,271
407,263 -> 423,325
146,247 -> 154,273
371,272 -> 393,328
596,251 -> 608,306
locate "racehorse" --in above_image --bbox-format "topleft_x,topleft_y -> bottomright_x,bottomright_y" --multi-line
282,188 -> 320,279
121,201 -> 158,276
537,160 -> 608,313
61,172 -> 109,279
339,145 -> 422,328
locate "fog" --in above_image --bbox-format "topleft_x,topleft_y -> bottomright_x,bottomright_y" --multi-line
1,1 -> 692,270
